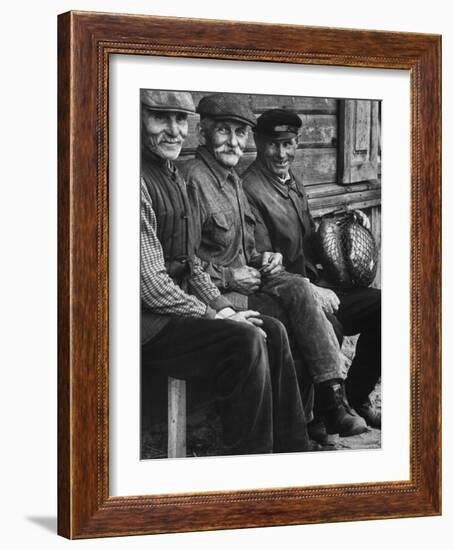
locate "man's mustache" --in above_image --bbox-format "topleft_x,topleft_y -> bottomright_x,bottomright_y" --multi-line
217,146 -> 244,156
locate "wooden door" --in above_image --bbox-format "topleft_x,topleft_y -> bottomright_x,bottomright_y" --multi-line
338,99 -> 380,184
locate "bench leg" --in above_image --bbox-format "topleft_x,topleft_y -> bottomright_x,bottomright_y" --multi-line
167,378 -> 186,458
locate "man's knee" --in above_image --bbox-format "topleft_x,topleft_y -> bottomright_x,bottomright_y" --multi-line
279,276 -> 317,310
227,321 -> 267,362
341,287 -> 380,334
260,315 -> 289,345
353,287 -> 380,309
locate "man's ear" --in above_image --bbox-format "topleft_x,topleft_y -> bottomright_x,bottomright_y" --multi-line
197,122 -> 207,146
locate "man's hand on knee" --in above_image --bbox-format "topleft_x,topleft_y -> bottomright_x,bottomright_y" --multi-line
310,284 -> 340,315
218,309 -> 267,339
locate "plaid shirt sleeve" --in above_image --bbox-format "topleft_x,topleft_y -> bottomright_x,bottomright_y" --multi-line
188,255 -> 233,310
141,178 -> 215,318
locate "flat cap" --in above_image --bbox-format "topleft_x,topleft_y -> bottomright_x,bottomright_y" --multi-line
197,93 -> 256,126
255,108 -> 302,140
141,90 -> 195,114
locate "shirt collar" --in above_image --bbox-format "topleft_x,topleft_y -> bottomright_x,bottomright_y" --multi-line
255,158 -> 296,197
196,145 -> 239,188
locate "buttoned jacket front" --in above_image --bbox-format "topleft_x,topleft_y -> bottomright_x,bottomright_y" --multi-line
182,146 -> 263,308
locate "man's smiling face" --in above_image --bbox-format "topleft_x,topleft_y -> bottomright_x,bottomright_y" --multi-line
202,119 -> 249,168
141,108 -> 189,160
257,136 -> 298,178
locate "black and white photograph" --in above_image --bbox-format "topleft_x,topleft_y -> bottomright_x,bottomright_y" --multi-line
1,0 -> 447,545
140,89 -> 382,460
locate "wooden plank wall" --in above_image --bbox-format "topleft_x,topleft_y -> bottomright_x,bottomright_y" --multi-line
178,93 -> 338,188
176,92 -> 381,287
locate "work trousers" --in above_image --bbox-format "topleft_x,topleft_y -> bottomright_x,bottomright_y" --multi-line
249,273 -> 343,384
332,287 -> 381,405
141,315 -> 309,456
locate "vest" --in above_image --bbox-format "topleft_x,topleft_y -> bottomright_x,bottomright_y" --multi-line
141,150 -> 197,283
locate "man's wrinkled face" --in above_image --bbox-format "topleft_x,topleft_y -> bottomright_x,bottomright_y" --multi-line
141,108 -> 189,160
203,120 -> 249,168
257,136 -> 298,178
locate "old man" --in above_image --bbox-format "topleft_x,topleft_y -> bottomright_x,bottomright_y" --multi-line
242,108 -> 381,429
140,89 -> 310,455
182,93 -> 367,438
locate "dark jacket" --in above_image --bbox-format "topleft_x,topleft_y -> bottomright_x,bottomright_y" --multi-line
181,146 -> 263,309
242,159 -> 320,282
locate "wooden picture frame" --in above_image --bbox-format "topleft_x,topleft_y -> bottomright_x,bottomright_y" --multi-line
58,11 -> 441,538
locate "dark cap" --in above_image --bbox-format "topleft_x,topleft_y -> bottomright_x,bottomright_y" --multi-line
141,90 -> 195,114
197,93 -> 256,127
255,108 -> 302,140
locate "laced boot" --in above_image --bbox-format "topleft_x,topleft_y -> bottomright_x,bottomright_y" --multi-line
315,379 -> 367,437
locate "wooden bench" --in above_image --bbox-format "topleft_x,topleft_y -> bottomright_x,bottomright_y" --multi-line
167,377 -> 187,458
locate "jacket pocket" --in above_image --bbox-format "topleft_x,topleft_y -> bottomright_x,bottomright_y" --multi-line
208,211 -> 234,247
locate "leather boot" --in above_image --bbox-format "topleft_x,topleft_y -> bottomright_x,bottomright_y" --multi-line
307,418 -> 329,443
307,418 -> 341,446
351,398 -> 381,429
315,379 -> 367,437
